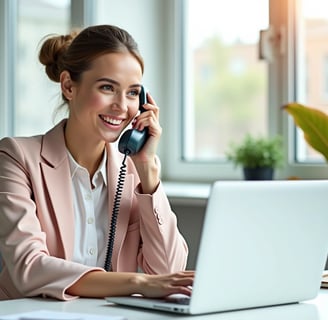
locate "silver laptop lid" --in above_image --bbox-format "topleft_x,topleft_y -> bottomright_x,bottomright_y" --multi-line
190,180 -> 328,314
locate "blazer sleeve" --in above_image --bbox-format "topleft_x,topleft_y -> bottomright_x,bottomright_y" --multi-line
135,182 -> 189,274
0,137 -> 103,300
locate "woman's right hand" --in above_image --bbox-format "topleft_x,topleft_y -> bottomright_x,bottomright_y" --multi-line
136,271 -> 194,298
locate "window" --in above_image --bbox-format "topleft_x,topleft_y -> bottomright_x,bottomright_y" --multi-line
183,0 -> 269,162
295,0 -> 328,163
165,0 -> 328,181
14,0 -> 70,136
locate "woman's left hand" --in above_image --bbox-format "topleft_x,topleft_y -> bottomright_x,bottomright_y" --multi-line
130,92 -> 162,194
131,92 -> 162,161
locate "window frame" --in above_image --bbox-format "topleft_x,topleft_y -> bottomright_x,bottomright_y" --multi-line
1,0 -> 328,182
0,0 -> 16,138
161,0 -> 328,182
282,0 -> 328,179
0,0 -> 95,139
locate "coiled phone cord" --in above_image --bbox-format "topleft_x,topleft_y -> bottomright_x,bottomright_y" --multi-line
104,152 -> 128,272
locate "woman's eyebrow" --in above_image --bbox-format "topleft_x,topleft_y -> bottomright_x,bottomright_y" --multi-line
96,78 -> 119,85
95,78 -> 142,89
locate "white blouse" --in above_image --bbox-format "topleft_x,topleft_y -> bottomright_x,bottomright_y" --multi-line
67,150 -> 109,268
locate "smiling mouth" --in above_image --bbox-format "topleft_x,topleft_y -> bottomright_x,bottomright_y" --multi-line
99,115 -> 123,126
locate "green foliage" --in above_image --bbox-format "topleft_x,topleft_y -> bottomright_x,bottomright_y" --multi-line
226,134 -> 284,169
283,102 -> 328,162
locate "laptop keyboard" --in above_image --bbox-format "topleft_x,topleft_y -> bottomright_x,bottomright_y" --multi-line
165,294 -> 191,305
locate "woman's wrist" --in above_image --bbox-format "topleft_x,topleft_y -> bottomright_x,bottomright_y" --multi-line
135,157 -> 160,194
128,273 -> 147,293
67,271 -> 147,297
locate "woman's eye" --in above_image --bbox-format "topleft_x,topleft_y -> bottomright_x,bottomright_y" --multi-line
128,90 -> 139,98
100,84 -> 115,92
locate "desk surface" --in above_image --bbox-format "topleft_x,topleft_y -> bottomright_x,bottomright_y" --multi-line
1,290 -> 328,320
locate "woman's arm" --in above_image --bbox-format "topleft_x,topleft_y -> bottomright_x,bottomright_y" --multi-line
66,270 -> 194,298
122,92 -> 188,274
135,183 -> 189,274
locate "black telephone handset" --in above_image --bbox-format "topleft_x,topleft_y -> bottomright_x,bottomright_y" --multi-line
104,86 -> 149,272
118,86 -> 148,155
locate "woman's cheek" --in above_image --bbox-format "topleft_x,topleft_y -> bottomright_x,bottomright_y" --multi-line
88,94 -> 107,109
128,102 -> 140,120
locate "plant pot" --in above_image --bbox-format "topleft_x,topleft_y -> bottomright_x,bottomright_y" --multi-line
243,167 -> 274,180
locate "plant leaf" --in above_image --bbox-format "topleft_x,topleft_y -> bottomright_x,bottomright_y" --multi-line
283,102 -> 328,162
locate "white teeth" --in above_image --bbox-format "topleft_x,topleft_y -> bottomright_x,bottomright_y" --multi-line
101,115 -> 122,125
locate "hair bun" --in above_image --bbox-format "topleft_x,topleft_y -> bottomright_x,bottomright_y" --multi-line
38,31 -> 78,82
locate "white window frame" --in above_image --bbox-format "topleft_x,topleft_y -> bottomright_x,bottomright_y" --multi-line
0,0 -> 16,138
0,0 -> 95,139
161,0 -> 328,182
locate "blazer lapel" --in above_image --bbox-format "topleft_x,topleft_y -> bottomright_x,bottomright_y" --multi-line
40,120 -> 75,260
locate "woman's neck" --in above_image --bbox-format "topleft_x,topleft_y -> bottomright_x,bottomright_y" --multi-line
64,121 -> 106,177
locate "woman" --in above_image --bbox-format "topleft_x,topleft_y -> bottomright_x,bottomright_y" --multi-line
0,24 -> 193,300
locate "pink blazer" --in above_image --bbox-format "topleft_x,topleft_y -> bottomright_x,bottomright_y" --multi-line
0,120 -> 188,300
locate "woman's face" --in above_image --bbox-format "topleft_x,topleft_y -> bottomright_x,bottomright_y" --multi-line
66,52 -> 143,144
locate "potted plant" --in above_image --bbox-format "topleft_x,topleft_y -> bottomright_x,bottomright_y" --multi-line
283,102 -> 328,161
226,134 -> 284,180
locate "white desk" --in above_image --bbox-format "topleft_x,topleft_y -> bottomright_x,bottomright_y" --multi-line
1,290 -> 328,320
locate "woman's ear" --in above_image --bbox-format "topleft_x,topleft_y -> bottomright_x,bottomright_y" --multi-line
60,71 -> 73,101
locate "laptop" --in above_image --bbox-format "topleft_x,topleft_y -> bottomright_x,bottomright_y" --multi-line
106,180 -> 328,315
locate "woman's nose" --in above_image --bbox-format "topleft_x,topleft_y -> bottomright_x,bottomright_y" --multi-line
112,93 -> 128,111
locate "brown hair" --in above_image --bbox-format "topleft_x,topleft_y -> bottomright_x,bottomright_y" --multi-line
39,25 -> 144,106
